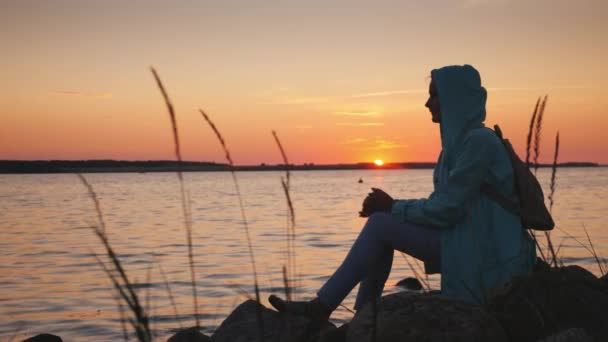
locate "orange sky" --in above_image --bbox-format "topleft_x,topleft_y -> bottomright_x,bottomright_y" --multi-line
1,0 -> 607,165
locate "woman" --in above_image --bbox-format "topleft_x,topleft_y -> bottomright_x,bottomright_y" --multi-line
270,64 -> 536,320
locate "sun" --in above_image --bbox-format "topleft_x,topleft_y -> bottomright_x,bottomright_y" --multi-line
374,159 -> 384,166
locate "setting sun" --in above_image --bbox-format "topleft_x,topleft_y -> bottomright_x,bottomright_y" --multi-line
374,159 -> 384,166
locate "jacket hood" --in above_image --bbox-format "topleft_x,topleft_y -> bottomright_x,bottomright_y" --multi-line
431,65 -> 487,156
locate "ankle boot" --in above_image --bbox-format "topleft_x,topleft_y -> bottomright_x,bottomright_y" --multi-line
268,295 -> 332,321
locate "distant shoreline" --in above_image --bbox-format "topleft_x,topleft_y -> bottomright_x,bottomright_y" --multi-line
0,160 -> 602,174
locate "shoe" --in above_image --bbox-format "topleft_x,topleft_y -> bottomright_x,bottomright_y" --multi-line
268,295 -> 332,321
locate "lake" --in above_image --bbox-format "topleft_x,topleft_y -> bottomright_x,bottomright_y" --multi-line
1,168 -> 607,341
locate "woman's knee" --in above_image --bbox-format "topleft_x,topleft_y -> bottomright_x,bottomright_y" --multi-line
364,212 -> 394,235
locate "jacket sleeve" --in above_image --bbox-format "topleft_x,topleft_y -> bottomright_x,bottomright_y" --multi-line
391,130 -> 496,228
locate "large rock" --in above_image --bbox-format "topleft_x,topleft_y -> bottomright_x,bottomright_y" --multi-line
212,299 -> 335,342
22,334 -> 62,342
347,292 -> 507,342
167,327 -> 211,342
536,328 -> 594,342
395,277 -> 423,291
318,323 -> 348,342
488,265 -> 608,342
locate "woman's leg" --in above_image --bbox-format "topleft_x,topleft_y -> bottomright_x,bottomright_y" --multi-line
354,247 -> 394,310
316,212 -> 440,310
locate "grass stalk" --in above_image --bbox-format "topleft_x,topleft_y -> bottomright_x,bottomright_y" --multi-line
150,67 -> 200,328
78,173 -> 152,341
114,293 -> 129,342
199,109 -> 265,341
399,253 -> 430,291
548,132 -> 560,213
533,95 -> 548,174
272,130 -> 297,300
159,264 -> 183,329
582,225 -> 606,276
544,131 -> 560,267
525,97 -> 541,167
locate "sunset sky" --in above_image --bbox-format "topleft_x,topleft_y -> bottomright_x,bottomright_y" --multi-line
2,0 -> 607,165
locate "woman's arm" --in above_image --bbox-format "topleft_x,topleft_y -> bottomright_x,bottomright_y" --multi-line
392,129 -> 498,228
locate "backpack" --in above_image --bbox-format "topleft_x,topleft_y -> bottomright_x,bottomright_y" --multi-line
480,125 -> 555,231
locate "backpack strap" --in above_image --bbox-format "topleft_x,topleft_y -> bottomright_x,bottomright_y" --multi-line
480,183 -> 521,216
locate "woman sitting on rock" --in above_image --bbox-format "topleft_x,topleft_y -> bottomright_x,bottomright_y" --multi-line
270,64 -> 536,320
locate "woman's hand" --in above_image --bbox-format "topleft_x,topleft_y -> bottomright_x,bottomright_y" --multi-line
359,188 -> 394,217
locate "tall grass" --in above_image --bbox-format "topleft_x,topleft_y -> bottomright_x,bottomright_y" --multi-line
159,264 -> 183,329
524,95 -> 558,265
150,67 -> 200,328
525,97 -> 541,167
272,130 -> 297,301
399,253 -> 431,291
533,95 -> 548,174
77,173 -> 152,341
525,96 -> 545,262
583,225 -> 607,276
199,109 -> 265,341
545,132 -> 560,267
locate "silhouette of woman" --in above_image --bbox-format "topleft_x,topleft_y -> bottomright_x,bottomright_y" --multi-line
269,65 -> 536,320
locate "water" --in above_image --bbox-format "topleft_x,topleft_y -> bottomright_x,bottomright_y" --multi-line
1,168 -> 607,341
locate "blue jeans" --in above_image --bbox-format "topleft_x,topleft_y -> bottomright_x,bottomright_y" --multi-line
316,212 -> 440,310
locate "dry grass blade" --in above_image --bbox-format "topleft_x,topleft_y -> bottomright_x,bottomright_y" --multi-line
543,131 -> 560,267
411,257 -> 430,290
273,130 -> 297,300
92,242 -> 151,341
526,97 -> 541,167
150,67 -> 199,328
282,265 -> 291,301
77,174 -> 107,234
399,253 -> 430,291
114,293 -> 129,342
582,225 -> 606,275
159,264 -> 183,329
150,67 -> 182,163
544,231 -> 558,268
529,230 -> 548,264
339,304 -> 355,314
7,322 -> 25,342
199,108 -> 265,341
549,132 -> 560,212
533,95 -> 548,174
199,110 -> 233,165
145,265 -> 153,327
272,130 -> 291,187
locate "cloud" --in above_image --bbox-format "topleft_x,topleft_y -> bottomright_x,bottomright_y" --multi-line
373,138 -> 407,150
341,138 -> 368,145
350,89 -> 426,98
336,122 -> 385,127
334,110 -> 381,117
258,96 -> 330,105
51,90 -> 112,98
341,136 -> 407,150
487,85 -> 591,92
459,0 -> 506,8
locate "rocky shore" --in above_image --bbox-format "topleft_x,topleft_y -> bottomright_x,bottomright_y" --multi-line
22,264 -> 608,342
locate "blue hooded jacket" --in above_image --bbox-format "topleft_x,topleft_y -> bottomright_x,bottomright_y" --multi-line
391,65 -> 536,304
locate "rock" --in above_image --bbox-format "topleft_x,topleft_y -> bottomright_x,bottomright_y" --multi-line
318,323 -> 348,342
347,292 -> 507,342
212,299 -> 335,342
488,265 -> 608,342
536,328 -> 595,342
395,277 -> 423,291
167,327 -> 211,342
21,334 -> 62,342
